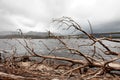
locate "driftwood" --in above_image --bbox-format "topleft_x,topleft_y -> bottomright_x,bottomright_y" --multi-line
0,17 -> 120,80
0,71 -> 37,80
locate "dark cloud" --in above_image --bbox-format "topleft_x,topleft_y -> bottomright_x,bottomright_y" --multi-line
0,0 -> 120,33
93,21 -> 120,33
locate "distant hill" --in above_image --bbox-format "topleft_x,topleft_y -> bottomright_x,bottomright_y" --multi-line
0,31 -> 19,35
0,31 -> 61,39
92,32 -> 120,38
0,31 -> 119,39
58,32 -> 120,39
0,31 -> 49,39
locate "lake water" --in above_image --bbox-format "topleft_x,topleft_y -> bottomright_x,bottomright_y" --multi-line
0,39 -> 119,60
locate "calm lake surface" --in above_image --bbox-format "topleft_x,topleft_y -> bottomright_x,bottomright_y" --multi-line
0,39 -> 119,60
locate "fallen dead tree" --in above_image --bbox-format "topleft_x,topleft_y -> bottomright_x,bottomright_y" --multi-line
0,71 -> 37,80
0,17 -> 120,80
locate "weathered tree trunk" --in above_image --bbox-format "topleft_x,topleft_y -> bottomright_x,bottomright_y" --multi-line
0,72 -> 37,80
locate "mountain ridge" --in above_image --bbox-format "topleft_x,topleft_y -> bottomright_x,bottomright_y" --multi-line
0,31 -> 119,39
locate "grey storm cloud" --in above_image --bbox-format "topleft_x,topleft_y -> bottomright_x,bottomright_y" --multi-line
93,21 -> 120,33
0,0 -> 120,33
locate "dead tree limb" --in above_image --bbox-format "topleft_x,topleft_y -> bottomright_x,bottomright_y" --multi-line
53,17 -> 119,55
0,71 -> 37,80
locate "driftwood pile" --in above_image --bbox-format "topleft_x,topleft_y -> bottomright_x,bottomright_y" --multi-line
0,17 -> 120,80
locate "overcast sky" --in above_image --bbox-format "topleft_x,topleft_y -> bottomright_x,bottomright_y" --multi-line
0,0 -> 120,33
